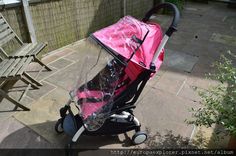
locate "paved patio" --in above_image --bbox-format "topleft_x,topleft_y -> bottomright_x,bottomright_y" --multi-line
0,1 -> 235,149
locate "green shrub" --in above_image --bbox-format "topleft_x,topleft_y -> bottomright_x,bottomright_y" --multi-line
187,51 -> 236,137
165,0 -> 185,11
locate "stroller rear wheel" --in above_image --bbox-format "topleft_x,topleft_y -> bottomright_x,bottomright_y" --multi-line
132,131 -> 147,145
55,118 -> 64,134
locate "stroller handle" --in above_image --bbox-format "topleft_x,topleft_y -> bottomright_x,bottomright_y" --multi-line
142,2 -> 180,37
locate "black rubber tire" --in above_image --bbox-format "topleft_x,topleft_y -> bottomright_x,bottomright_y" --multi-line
132,131 -> 147,145
55,118 -> 64,134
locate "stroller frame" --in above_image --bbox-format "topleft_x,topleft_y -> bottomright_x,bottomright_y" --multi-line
55,2 -> 180,150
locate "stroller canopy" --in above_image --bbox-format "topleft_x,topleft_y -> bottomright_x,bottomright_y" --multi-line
92,16 -> 164,70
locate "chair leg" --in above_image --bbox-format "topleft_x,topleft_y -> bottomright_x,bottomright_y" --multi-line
21,76 -> 39,89
34,57 -> 52,71
22,72 -> 43,87
0,88 -> 30,111
18,84 -> 31,102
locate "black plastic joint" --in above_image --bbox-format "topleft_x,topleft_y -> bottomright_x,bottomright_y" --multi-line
128,115 -> 134,122
150,62 -> 156,72
60,106 -> 69,118
135,125 -> 141,132
165,26 -> 177,37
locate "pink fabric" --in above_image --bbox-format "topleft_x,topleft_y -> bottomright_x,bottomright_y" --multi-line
77,91 -> 103,99
93,16 -> 164,70
80,16 -> 165,119
77,90 -> 105,119
78,62 -> 143,119
125,61 -> 144,81
81,101 -> 106,119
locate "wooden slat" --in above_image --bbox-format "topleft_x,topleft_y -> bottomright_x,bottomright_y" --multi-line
13,43 -> 31,56
0,19 -> 5,25
0,59 -> 9,68
0,33 -> 15,47
0,47 -> 9,58
0,24 -> 9,33
9,57 -> 27,76
0,58 -> 15,76
0,76 -> 19,81
2,58 -> 21,77
27,43 -> 45,56
17,56 -> 33,75
0,29 -> 13,39
14,43 -> 34,56
0,55 -> 4,61
0,13 -> 23,46
24,43 -> 36,52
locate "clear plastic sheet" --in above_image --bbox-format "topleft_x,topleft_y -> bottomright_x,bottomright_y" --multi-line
71,16 -> 164,131
73,40 -> 125,131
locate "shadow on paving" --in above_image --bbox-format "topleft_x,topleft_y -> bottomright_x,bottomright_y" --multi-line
144,128 -> 199,149
0,121 -> 202,150
0,120 -> 135,149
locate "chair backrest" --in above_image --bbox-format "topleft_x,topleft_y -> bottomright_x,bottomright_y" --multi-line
0,13 -> 24,59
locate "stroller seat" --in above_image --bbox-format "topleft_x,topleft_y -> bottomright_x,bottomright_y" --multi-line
76,60 -> 144,120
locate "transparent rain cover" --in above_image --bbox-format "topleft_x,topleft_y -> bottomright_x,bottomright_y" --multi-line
71,16 -> 164,131
73,39 -> 125,131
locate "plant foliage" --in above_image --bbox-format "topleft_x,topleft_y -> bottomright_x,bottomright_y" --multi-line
188,51 -> 236,137
165,0 -> 185,10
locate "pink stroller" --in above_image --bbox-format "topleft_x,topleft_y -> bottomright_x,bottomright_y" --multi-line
55,2 -> 180,148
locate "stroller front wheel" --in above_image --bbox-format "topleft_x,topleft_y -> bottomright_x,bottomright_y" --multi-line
55,118 -> 64,134
132,131 -> 147,145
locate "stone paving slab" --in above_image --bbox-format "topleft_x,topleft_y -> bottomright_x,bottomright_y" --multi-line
0,117 -> 52,148
45,48 -> 106,92
0,94 -> 33,110
0,92 -> 34,121
26,81 -> 56,100
25,62 -> 58,82
13,88 -> 68,147
135,87 -> 198,138
181,39 -> 223,58
46,62 -> 83,91
168,30 -> 196,46
210,33 -> 236,46
186,56 -> 221,90
177,82 -> 202,103
224,15 -> 236,25
32,66 -> 58,82
164,49 -> 199,72
178,20 -> 209,33
153,70 -> 188,95
48,58 -> 74,70
150,15 -> 172,32
42,48 -> 75,65
64,51 -> 84,62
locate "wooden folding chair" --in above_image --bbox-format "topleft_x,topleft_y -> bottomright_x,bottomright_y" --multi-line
0,13 -> 51,111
